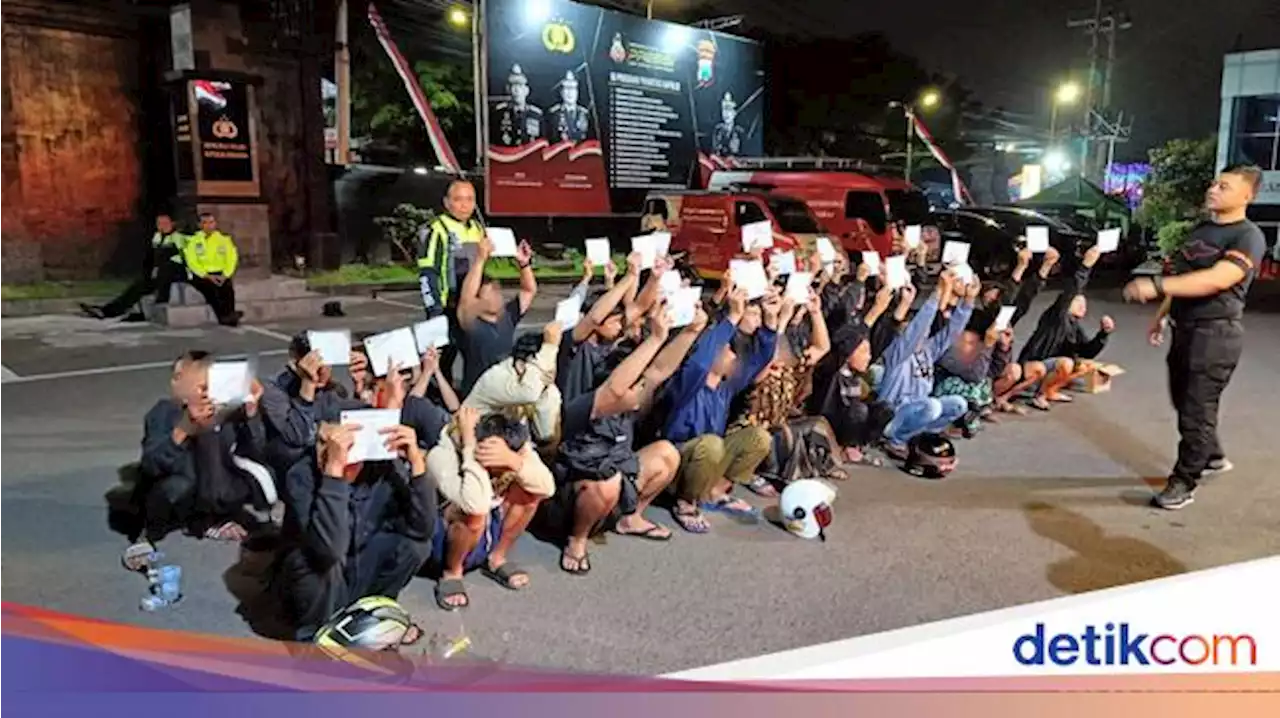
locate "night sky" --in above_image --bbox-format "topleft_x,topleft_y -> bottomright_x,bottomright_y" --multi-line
691,0 -> 1280,158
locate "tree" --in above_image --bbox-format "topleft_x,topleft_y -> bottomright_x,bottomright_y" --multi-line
1138,137 -> 1217,256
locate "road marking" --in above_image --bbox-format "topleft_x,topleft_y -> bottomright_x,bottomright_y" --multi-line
239,325 -> 295,342
0,349 -> 289,385
1,364 -> 20,382
374,296 -> 422,311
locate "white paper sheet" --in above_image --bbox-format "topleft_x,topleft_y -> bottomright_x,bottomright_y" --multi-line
741,220 -> 774,252
585,238 -> 612,265
340,409 -> 401,463
667,287 -> 701,327
816,236 -> 837,263
942,241 -> 971,266
364,327 -> 419,377
413,317 -> 450,351
306,330 -> 351,366
1026,226 -> 1051,253
885,255 -> 910,289
785,272 -> 813,303
861,251 -> 881,274
993,305 -> 1018,332
729,259 -> 769,299
208,361 -> 252,406
951,262 -> 975,286
1096,227 -> 1121,253
905,225 -> 923,249
659,270 -> 683,297
650,231 -> 672,257
555,297 -> 584,329
771,250 -> 797,276
631,234 -> 658,270
487,227 -> 519,257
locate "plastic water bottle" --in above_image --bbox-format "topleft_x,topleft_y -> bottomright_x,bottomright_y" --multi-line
157,565 -> 182,604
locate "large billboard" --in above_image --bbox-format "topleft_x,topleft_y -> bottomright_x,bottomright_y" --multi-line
483,0 -> 765,216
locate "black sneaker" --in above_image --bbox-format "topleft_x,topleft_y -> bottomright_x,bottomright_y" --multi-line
1199,458 -> 1234,478
1152,481 -> 1195,510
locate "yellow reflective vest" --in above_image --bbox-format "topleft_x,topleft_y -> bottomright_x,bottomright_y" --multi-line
418,213 -> 483,307
183,230 -> 239,278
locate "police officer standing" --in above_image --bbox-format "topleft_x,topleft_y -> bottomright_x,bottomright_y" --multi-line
82,212 -> 189,320
183,212 -> 241,327
546,70 -> 590,144
712,91 -> 744,157
419,179 -> 485,373
1123,164 -> 1267,510
492,64 -> 542,147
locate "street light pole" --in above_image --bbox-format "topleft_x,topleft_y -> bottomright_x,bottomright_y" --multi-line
904,107 -> 914,180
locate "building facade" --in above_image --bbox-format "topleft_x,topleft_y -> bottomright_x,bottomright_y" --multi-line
1217,49 -> 1280,261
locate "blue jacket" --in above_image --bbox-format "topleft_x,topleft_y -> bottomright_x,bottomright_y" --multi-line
664,319 -> 777,443
877,296 -> 974,409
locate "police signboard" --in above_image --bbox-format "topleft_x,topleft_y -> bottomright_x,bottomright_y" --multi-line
483,0 -> 765,216
176,78 -> 260,198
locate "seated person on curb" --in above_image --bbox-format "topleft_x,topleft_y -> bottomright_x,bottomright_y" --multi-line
870,281 -> 918,362
277,417 -> 436,642
456,236 -> 537,397
182,212 -> 242,327
425,406 -> 555,610
82,212 -> 189,320
983,247 -> 1061,414
1017,245 -> 1111,411
816,251 -> 869,335
878,270 -> 976,458
465,324 -> 564,446
124,351 -> 273,569
557,256 -> 638,404
664,290 -> 780,533
553,310 -> 690,573
933,317 -> 1001,435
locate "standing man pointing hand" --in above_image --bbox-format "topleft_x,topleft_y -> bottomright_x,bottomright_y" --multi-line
1123,164 -> 1267,510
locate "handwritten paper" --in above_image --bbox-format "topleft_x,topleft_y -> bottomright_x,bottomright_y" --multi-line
307,330 -> 351,366
413,317 -> 450,351
555,297 -> 584,330
1026,226 -> 1051,253
631,234 -> 659,270
208,361 -> 252,406
729,259 -> 769,299
771,250 -> 797,276
885,255 -> 910,290
951,262 -> 975,286
993,305 -> 1017,332
487,227 -> 519,257
942,241 -> 971,266
1096,228 -> 1121,253
785,272 -> 813,303
741,220 -> 774,252
904,225 -> 923,249
340,409 -> 401,463
585,238 -> 612,265
659,270 -> 683,297
667,287 -> 701,328
364,328 -> 419,377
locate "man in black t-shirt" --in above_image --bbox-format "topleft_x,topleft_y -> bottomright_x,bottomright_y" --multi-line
456,235 -> 537,397
1123,164 -> 1268,510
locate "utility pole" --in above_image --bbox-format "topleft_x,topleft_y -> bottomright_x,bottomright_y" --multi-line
1068,1 -> 1132,179
336,0 -> 350,166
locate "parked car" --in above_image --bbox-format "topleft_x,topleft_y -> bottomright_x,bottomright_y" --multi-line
934,206 -> 1095,276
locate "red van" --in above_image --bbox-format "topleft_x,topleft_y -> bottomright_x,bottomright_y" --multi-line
641,190 -> 823,278
707,170 -> 938,259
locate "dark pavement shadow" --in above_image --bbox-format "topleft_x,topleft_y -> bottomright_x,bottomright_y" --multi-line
1022,501 -> 1187,594
223,537 -> 294,641
104,464 -> 143,540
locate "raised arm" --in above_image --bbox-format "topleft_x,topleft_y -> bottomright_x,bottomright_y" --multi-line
456,237 -> 492,328
574,265 -> 636,343
803,292 -> 831,366
515,240 -> 537,315
883,283 -> 943,369
594,312 -> 672,418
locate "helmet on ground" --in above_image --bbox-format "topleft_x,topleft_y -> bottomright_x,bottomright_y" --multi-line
780,479 -> 837,540
314,596 -> 416,673
903,433 -> 957,479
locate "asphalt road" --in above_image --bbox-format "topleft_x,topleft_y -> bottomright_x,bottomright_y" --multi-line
3,287 -> 1279,674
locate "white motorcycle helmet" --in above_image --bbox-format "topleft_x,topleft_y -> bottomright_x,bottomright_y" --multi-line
780,479 -> 837,541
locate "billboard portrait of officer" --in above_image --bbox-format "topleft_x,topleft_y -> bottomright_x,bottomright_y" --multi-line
546,70 -> 591,144
492,64 -> 543,147
712,91 -> 744,156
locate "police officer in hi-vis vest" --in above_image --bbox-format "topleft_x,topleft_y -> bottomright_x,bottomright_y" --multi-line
418,178 -> 485,374
182,212 -> 242,327
82,212 -> 190,320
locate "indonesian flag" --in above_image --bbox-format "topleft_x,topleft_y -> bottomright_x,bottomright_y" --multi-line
367,3 -> 461,173
910,111 -> 972,205
193,80 -> 228,111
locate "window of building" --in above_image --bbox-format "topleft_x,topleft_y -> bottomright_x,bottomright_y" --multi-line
1230,96 -> 1280,170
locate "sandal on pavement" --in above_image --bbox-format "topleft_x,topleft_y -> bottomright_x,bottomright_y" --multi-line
204,521 -> 248,542
745,476 -> 779,498
560,549 -> 592,576
1030,396 -> 1052,412
615,521 -> 673,541
672,505 -> 710,534
401,623 -> 425,646
699,496 -> 760,519
435,578 -> 470,611
482,561 -> 531,590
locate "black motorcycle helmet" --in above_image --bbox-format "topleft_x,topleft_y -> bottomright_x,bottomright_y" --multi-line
903,432 -> 957,479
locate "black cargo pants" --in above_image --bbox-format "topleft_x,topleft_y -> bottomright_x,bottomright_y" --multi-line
1166,318 -> 1243,488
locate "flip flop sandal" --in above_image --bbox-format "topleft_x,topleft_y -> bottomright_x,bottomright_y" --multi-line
400,623 -> 426,646
699,496 -> 761,519
121,541 -> 156,572
745,477 -> 780,497
204,521 -> 247,541
1048,393 -> 1074,403
1030,397 -> 1052,411
560,550 -> 592,576
482,562 -> 531,590
615,523 -> 673,541
672,506 -> 710,534
434,578 -> 470,611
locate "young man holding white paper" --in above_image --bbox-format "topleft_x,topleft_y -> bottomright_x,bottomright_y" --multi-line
463,322 -> 565,444
456,235 -> 538,396
126,352 -> 274,567
277,416 -> 436,640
